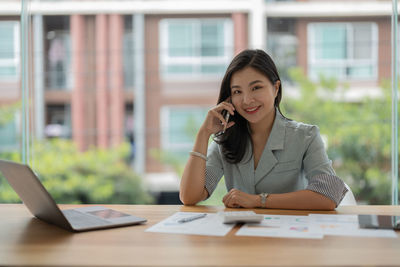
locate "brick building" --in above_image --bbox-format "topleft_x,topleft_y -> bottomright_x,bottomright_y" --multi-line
0,0 -> 395,180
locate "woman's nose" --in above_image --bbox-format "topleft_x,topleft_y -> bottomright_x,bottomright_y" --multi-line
243,93 -> 254,105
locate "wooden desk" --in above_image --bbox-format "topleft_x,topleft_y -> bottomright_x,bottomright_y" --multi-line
0,204 -> 399,266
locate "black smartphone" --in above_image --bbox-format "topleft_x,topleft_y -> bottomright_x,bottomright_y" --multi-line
358,214 -> 400,230
215,109 -> 230,137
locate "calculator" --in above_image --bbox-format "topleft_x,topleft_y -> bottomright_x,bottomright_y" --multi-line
218,211 -> 264,224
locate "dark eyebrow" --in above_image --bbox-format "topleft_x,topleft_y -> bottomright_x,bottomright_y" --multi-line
231,80 -> 264,90
249,80 -> 263,86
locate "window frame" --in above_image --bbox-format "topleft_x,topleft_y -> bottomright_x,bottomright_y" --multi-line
0,21 -> 20,81
46,30 -> 73,90
307,22 -> 378,82
160,105 -> 209,151
159,18 -> 233,80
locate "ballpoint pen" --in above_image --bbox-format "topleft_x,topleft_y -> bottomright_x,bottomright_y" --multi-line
177,213 -> 207,223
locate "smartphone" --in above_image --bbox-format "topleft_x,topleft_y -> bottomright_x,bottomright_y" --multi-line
214,109 -> 230,137
358,214 -> 400,230
221,109 -> 230,133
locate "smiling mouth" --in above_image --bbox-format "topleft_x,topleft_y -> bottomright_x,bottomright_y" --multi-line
244,106 -> 260,114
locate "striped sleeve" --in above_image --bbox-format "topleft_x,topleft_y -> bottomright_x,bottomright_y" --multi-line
204,141 -> 224,198
204,167 -> 223,197
306,173 -> 348,207
302,126 -> 348,207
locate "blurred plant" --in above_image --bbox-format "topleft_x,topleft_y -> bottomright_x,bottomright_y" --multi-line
0,139 -> 154,204
283,68 -> 394,204
0,102 -> 20,127
150,149 -> 185,177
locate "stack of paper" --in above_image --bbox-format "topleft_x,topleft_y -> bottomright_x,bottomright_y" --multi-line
146,212 -> 234,236
237,214 -> 397,239
146,212 -> 398,239
236,214 -> 323,239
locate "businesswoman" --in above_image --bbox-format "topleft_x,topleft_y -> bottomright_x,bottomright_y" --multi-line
180,49 -> 347,210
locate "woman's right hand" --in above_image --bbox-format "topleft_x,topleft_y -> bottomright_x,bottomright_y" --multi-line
200,100 -> 236,136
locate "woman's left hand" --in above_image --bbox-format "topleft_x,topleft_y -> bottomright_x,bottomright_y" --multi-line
222,189 -> 260,208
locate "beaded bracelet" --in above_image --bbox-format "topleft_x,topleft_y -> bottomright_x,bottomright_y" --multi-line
189,151 -> 207,161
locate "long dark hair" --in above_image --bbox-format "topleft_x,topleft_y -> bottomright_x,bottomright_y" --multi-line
214,49 -> 284,164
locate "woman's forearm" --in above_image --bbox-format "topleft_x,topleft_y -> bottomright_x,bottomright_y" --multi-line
265,190 -> 336,210
179,128 -> 211,205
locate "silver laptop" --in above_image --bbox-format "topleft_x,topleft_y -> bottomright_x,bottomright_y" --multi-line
0,159 -> 147,232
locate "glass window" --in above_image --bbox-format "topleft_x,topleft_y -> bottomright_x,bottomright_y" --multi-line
161,106 -> 208,156
267,18 -> 298,83
13,0 -> 399,207
46,30 -> 72,90
45,104 -> 71,138
0,112 -> 19,151
0,21 -> 19,80
123,15 -> 134,88
44,16 -> 71,90
160,18 -> 233,78
308,22 -> 378,81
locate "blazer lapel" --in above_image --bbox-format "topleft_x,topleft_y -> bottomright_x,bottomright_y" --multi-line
254,110 -> 286,185
254,148 -> 278,185
238,139 -> 256,194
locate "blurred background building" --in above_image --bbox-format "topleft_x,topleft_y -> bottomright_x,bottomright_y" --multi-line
0,0 -> 396,203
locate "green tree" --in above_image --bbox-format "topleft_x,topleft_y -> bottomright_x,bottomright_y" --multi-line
284,68 -> 394,204
0,139 -> 153,204
0,102 -> 20,127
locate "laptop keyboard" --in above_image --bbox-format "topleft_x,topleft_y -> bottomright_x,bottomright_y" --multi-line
63,209 -> 111,229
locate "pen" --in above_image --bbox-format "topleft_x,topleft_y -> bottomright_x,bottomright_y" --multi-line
177,213 -> 207,223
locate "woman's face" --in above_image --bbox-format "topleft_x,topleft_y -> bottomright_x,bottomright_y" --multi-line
230,66 -> 279,126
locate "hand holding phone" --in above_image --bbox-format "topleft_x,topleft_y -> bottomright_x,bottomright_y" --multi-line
222,111 -> 230,134
214,97 -> 234,137
222,97 -> 233,134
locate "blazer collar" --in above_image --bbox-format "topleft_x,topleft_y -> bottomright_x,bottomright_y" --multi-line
266,109 -> 287,151
238,109 -> 288,189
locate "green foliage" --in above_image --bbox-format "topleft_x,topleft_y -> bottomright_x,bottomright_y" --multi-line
284,67 -> 394,204
150,149 -> 185,177
0,102 -> 20,127
0,139 -> 154,204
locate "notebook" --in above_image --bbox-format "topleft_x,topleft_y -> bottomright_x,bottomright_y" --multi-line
0,159 -> 147,232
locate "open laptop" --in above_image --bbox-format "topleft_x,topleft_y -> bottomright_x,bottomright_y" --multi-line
0,159 -> 147,232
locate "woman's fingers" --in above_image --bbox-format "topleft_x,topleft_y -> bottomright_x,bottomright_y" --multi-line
202,100 -> 235,135
222,191 -> 233,206
223,189 -> 242,208
223,189 -> 259,208
210,108 -> 232,128
222,191 -> 229,203
216,102 -> 235,128
219,101 -> 235,115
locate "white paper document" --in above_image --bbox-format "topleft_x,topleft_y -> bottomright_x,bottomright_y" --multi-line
308,214 -> 397,238
236,214 -> 324,239
147,212 -> 398,239
145,212 -> 234,236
